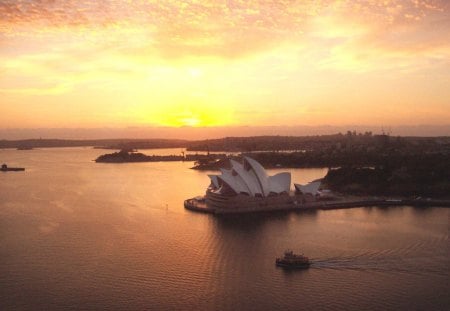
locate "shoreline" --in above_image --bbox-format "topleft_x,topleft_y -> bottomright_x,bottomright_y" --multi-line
184,197 -> 450,215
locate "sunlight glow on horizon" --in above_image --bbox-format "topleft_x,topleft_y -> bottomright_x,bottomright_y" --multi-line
0,0 -> 449,129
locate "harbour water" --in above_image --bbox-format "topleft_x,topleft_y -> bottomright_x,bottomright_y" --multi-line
0,148 -> 448,310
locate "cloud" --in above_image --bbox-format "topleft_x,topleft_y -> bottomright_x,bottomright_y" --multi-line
1,0 -> 447,61
0,0 -> 450,103
0,0 -> 444,58
303,1 -> 450,73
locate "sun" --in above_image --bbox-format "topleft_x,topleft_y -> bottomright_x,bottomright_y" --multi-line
138,96 -> 236,128
181,117 -> 200,127
188,68 -> 203,78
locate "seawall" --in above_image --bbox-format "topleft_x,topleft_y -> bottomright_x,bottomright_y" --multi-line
184,197 -> 450,215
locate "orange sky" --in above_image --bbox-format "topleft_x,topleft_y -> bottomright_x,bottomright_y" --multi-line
0,0 -> 449,131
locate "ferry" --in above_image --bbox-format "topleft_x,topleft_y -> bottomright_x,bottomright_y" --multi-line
276,250 -> 311,269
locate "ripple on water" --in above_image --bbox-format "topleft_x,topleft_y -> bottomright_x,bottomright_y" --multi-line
0,149 -> 448,310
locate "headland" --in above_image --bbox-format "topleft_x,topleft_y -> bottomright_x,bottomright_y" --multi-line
184,154 -> 449,215
95,148 -> 226,163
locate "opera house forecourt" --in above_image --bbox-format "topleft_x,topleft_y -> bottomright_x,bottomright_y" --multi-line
185,156 -> 324,214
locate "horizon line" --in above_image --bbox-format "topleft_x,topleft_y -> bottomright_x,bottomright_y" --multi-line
1,124 -> 449,140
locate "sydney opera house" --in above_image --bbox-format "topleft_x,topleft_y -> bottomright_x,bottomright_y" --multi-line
185,156 -> 323,214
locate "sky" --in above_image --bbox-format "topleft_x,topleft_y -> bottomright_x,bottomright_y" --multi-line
0,0 -> 449,137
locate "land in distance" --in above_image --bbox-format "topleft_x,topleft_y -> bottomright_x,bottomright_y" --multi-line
2,133 -> 449,152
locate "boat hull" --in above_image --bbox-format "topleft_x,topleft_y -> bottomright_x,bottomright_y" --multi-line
1,168 -> 25,172
275,262 -> 310,269
275,259 -> 310,269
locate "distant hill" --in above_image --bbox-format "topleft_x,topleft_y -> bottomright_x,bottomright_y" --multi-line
1,125 -> 449,140
1,134 -> 449,154
186,134 -> 450,152
0,139 -> 188,149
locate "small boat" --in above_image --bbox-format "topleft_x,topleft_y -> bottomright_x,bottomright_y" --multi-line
276,250 -> 311,269
1,164 -> 25,172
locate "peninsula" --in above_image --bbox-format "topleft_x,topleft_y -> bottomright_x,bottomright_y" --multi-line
184,156 -> 450,215
95,149 -> 226,163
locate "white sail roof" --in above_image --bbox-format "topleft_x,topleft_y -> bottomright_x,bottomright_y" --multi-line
229,159 -> 260,196
269,172 -> 291,194
218,169 -> 249,194
294,181 -> 321,195
208,157 -> 291,197
244,157 -> 270,196
208,175 -> 220,188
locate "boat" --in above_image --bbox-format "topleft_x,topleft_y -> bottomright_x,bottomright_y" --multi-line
276,250 -> 311,269
1,164 -> 25,172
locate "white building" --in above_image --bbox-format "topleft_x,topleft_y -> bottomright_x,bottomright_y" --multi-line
207,157 -> 291,196
186,156 -> 335,214
205,157 -> 293,212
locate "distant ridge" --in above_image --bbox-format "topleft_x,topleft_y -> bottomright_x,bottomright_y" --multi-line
0,138 -> 187,149
2,133 -> 450,150
0,124 -> 449,140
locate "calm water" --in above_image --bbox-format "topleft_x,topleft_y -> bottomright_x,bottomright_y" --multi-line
0,148 -> 448,311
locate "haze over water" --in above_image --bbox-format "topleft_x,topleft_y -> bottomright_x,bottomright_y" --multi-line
0,148 -> 448,310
